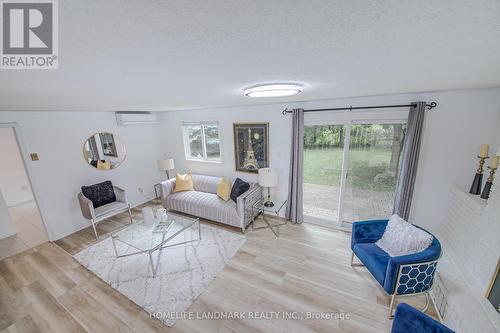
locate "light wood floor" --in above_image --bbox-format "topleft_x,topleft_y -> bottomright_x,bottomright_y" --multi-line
0,200 -> 49,260
0,201 -> 437,333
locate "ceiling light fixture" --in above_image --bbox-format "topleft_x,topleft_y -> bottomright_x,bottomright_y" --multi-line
244,84 -> 303,98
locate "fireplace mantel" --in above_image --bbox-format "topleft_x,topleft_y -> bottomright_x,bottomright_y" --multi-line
433,185 -> 500,332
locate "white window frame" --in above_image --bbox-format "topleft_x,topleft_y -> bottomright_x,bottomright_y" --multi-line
182,121 -> 222,163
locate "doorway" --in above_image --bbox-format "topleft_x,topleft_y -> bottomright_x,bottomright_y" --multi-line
303,118 -> 407,229
0,127 -> 48,259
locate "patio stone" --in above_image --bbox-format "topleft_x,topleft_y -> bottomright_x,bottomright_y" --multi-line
303,182 -> 394,224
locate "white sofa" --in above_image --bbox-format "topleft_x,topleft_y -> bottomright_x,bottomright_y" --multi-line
161,174 -> 262,232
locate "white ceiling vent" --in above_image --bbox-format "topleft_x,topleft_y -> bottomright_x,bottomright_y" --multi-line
115,112 -> 159,126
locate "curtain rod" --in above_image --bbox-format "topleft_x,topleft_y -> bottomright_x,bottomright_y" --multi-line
281,102 -> 437,115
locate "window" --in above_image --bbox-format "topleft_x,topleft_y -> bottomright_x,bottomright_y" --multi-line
182,122 -> 221,162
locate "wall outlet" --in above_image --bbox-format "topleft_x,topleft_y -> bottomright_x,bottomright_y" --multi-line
20,185 -> 29,191
138,187 -> 144,195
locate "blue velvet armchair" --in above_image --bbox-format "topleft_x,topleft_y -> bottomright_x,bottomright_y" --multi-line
392,303 -> 454,333
351,219 -> 442,319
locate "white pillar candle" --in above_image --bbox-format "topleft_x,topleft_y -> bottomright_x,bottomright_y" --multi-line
479,144 -> 489,158
489,156 -> 499,169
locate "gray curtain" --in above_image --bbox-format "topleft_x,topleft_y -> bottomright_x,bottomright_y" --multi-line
286,108 -> 304,223
393,101 -> 427,220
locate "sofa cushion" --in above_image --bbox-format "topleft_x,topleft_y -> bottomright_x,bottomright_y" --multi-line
192,174 -> 222,194
174,173 -> 194,192
353,243 -> 390,287
375,214 -> 433,257
94,201 -> 128,218
230,178 -> 250,203
81,181 -> 116,209
165,191 -> 240,227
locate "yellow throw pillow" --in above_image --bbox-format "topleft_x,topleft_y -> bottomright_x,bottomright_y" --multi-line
174,173 -> 194,192
217,177 -> 232,201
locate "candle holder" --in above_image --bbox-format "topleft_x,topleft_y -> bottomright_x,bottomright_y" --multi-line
469,155 -> 489,195
480,166 -> 497,199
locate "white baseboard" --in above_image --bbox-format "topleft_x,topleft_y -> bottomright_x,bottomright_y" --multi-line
131,196 -> 157,208
7,198 -> 35,208
52,196 -> 156,241
304,215 -> 351,232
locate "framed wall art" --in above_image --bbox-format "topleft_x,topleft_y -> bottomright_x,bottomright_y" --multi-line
233,123 -> 269,173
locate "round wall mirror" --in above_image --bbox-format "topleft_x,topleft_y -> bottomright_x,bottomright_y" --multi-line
83,132 -> 126,170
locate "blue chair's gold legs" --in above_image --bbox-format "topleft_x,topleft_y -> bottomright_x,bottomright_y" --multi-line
389,292 -> 440,321
389,294 -> 396,318
350,252 -> 364,267
422,292 -> 430,313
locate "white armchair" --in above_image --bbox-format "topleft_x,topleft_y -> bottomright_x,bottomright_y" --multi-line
78,181 -> 133,238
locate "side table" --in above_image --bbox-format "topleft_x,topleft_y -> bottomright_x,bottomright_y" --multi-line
251,199 -> 288,237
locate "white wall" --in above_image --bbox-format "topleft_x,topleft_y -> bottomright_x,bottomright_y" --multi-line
0,189 -> 16,239
490,111 -> 500,151
435,185 -> 500,332
0,112 -> 165,240
158,105 -> 292,208
1,87 -> 498,240
412,89 -> 500,230
159,87 -> 500,231
0,128 -> 34,206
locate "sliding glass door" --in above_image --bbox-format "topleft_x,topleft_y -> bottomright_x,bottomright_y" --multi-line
303,125 -> 346,223
341,122 -> 406,227
303,121 -> 407,229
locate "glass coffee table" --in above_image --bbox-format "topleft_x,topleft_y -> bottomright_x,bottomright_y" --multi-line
251,199 -> 288,237
111,212 -> 200,277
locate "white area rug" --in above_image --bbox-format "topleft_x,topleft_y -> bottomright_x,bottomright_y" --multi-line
74,224 -> 246,326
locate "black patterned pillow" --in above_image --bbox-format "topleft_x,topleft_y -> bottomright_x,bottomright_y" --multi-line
230,178 -> 250,203
81,180 -> 116,208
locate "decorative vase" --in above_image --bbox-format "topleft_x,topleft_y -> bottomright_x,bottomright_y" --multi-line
155,208 -> 168,223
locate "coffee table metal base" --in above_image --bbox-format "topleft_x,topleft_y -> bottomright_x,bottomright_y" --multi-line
111,220 -> 201,277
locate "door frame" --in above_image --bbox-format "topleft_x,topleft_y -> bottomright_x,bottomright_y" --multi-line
0,122 -> 54,240
303,112 -> 408,231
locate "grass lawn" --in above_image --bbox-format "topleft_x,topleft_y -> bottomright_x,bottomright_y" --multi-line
304,148 -> 395,191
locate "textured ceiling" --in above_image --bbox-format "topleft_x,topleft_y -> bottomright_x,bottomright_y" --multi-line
1,0 -> 499,112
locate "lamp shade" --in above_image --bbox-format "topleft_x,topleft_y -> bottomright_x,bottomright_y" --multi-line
158,158 -> 175,171
258,168 -> 278,187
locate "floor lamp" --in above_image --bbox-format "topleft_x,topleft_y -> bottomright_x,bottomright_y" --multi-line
158,158 -> 175,179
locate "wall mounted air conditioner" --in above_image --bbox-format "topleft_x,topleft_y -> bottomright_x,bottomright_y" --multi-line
115,112 -> 159,126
